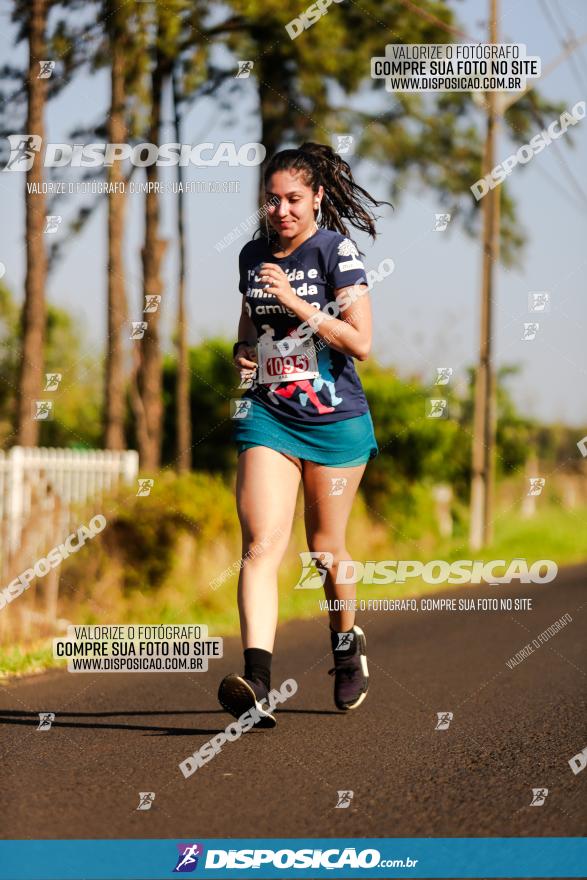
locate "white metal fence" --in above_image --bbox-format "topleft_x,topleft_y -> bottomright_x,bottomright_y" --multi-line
0,446 -> 138,557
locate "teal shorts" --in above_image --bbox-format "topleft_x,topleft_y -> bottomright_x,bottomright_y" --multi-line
233,398 -> 378,467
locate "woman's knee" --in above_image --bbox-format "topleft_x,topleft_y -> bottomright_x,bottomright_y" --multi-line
241,529 -> 290,565
306,534 -> 347,567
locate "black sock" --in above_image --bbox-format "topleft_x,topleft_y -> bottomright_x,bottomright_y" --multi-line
244,647 -> 272,691
330,625 -> 357,656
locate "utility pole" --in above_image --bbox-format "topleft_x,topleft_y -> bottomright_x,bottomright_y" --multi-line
468,11 -> 586,549
469,0 -> 499,551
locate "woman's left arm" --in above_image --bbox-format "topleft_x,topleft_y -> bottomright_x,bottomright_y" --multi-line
259,262 -> 372,361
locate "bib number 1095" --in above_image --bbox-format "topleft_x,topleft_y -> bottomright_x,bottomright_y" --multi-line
257,337 -> 319,384
266,354 -> 308,376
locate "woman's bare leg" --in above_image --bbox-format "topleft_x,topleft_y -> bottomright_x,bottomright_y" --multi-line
301,461 -> 367,632
236,445 -> 302,651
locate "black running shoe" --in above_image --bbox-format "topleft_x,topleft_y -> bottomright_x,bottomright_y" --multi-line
217,673 -> 277,729
329,624 -> 369,711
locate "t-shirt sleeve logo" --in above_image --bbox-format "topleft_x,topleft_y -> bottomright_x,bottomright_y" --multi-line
337,238 -> 364,272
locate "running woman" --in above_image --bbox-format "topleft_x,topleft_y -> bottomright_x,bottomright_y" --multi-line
218,142 -> 390,728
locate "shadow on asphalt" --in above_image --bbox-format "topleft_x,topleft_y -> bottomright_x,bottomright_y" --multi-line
0,707 -> 341,737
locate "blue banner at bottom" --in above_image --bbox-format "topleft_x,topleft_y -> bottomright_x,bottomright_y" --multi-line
0,837 -> 585,879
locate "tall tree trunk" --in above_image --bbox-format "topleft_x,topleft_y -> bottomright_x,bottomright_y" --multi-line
138,45 -> 167,470
104,14 -> 128,450
172,66 -> 191,473
16,0 -> 48,446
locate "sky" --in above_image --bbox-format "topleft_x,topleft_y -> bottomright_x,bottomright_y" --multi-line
0,0 -> 586,426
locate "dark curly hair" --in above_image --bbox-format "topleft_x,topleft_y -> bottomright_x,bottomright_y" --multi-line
258,141 -> 392,246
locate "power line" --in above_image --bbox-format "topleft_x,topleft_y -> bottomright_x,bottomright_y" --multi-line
501,7 -> 587,206
551,0 -> 587,83
528,102 -> 587,208
393,0 -> 473,42
539,0 -> 587,95
532,160 -> 587,214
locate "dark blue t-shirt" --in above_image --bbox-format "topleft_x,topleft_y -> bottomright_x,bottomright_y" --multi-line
238,228 -> 370,424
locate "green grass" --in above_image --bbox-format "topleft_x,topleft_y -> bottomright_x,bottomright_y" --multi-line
0,642 -> 65,679
1,499 -> 585,681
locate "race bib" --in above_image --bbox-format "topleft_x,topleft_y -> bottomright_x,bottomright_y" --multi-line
257,337 -> 319,384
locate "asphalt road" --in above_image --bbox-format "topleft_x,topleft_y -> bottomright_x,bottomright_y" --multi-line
1,564 -> 586,846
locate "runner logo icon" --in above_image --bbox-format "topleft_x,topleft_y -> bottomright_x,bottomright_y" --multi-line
335,790 -> 354,808
329,477 -> 348,496
37,712 -> 55,730
335,632 -> 355,651
236,60 -> 254,78
3,134 -> 42,171
173,843 -> 204,872
294,552 -> 333,589
530,788 -> 548,806
38,60 -> 55,79
136,792 -> 155,811
435,711 -> 453,730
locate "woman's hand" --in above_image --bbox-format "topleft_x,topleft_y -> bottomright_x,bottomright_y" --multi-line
234,342 -> 257,369
234,343 -> 258,383
259,262 -> 297,308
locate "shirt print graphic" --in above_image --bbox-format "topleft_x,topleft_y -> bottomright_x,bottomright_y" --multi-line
238,228 -> 370,424
258,325 -> 337,416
